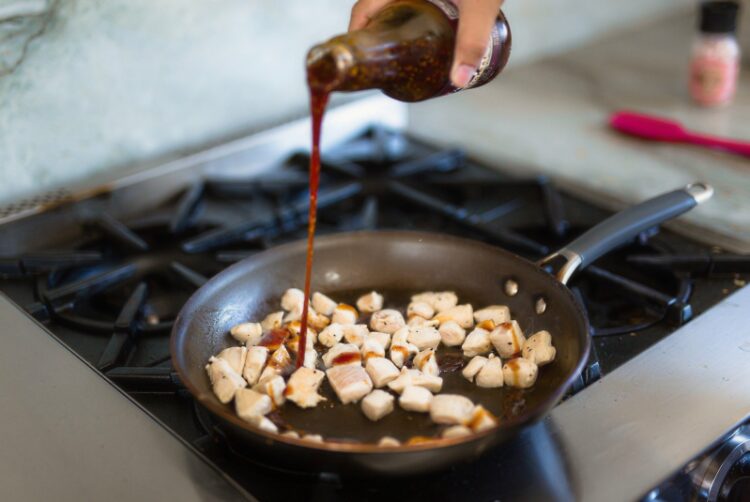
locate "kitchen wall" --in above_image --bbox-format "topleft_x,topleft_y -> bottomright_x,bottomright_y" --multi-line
0,0 -> 687,204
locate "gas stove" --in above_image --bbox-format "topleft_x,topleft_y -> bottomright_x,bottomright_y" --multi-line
0,97 -> 748,501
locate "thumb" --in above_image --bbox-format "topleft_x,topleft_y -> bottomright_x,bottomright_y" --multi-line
450,0 -> 503,88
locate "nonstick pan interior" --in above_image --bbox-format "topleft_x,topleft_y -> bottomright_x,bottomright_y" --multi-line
172,231 -> 589,448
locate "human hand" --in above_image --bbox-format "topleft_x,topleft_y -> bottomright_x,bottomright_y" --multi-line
349,0 -> 505,88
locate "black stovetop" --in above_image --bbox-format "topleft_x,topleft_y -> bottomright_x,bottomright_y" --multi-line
0,127 -> 747,501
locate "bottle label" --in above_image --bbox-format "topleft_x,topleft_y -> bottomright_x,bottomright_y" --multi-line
426,0 -> 504,90
689,54 -> 738,106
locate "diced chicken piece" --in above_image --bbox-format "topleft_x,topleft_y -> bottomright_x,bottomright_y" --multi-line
259,345 -> 292,381
261,311 -> 284,331
399,385 -> 433,412
411,291 -> 458,313
282,431 -> 300,439
343,324 -> 369,347
332,304 -> 359,325
284,367 -> 326,408
302,434 -> 324,443
503,358 -> 538,389
284,323 -> 317,353
391,326 -> 409,345
407,301 -> 434,320
230,322 -> 263,345
365,357 -> 400,388
473,305 -> 511,325
389,342 -> 418,368
303,346 -> 318,369
461,327 -> 492,357
205,357 -> 246,404
370,309 -> 406,334
242,346 -> 269,386
413,349 -> 439,377
234,388 -> 272,423
312,292 -> 337,316
281,288 -> 305,314
253,374 -> 287,408
407,325 -> 441,351
378,436 -> 401,447
322,343 -> 361,368
361,389 -> 395,421
467,405 -> 498,432
476,319 -> 497,331
356,291 -> 384,313
217,346 -> 247,375
430,394 -> 475,425
489,320 -> 526,358
439,320 -> 466,347
367,332 -> 391,350
387,367 -> 443,394
407,315 -> 439,327
361,338 -> 385,361
318,323 -> 344,347
326,364 -> 373,404
257,417 -> 278,434
307,308 -> 331,331
434,304 -> 474,329
461,355 -> 488,383
442,425 -> 472,439
475,355 -> 504,388
522,330 -> 557,366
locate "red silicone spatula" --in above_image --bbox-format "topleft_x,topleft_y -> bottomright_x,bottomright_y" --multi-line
609,110 -> 750,158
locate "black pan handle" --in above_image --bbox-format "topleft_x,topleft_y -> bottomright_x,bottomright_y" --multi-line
537,183 -> 713,284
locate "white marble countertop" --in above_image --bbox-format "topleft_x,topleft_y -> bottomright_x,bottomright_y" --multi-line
408,10 -> 750,253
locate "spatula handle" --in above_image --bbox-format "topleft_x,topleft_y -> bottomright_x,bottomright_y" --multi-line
538,183 -> 713,284
684,133 -> 750,158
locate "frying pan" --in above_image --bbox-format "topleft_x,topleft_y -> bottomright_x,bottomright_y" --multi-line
171,182 -> 713,476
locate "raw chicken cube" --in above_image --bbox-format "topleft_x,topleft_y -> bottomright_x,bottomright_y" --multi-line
234,388 -> 272,423
391,326 -> 409,345
361,338 -> 386,361
489,320 -> 526,358
475,355 -> 503,388
473,305 -> 511,325
407,325 -> 441,351
230,322 -> 263,345
361,389 -> 395,421
343,324 -> 369,347
366,332 -> 391,350
253,374 -> 286,408
217,346 -> 247,375
303,346 -> 318,369
503,358 -> 538,389
284,367 -> 326,408
413,349 -> 439,377
365,357 -> 400,388
259,345 -> 292,381
434,304 -> 474,328
378,436 -> 401,447
429,394 -> 474,425
281,288 -> 305,315
387,368 -> 443,394
411,291 -> 458,313
318,323 -> 345,347
302,434 -> 324,443
206,356 -> 246,404
399,385 -> 433,412
467,405 -> 498,432
326,365 -> 373,404
307,308 -> 331,331
257,417 -> 278,433
332,304 -> 358,325
242,346 -> 269,386
442,425 -> 472,438
522,330 -> 556,366
261,311 -> 284,331
407,301 -> 434,320
322,343 -> 361,368
439,321 -> 466,347
407,316 -> 439,327
369,309 -> 406,334
312,292 -> 337,316
356,291 -> 384,313
389,342 -> 418,368
461,355 -> 488,382
461,327 -> 492,357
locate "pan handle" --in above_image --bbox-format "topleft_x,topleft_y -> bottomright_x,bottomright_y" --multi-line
537,183 -> 713,284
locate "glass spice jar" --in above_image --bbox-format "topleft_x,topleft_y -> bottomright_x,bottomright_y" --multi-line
689,1 -> 742,107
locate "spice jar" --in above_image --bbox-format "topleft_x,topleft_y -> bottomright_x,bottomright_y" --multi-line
689,1 -> 742,107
